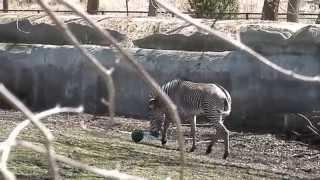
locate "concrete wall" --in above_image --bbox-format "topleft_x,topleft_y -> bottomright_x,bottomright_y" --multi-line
1,43 -> 320,125
0,19 -> 126,46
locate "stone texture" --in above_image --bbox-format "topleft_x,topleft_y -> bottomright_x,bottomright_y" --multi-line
240,24 -> 320,55
134,22 -> 320,55
0,18 -> 320,131
0,19 -> 126,45
0,43 -> 320,131
133,32 -> 236,51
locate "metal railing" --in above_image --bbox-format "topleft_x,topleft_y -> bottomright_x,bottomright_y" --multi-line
0,9 -> 319,21
0,9 -> 149,14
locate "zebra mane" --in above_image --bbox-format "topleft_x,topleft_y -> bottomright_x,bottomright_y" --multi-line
148,79 -> 182,100
162,79 -> 182,91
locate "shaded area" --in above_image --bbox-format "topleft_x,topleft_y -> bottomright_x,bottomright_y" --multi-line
1,44 -> 320,132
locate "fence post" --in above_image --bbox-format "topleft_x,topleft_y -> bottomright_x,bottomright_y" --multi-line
246,13 -> 249,20
3,0 -> 8,13
87,0 -> 99,14
125,0 -> 129,16
315,4 -> 320,24
148,0 -> 157,16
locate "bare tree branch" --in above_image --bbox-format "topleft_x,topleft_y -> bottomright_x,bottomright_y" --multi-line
0,84 -> 61,180
155,0 -> 320,83
0,106 -> 83,180
296,113 -> 320,136
0,166 -> 15,180
1,106 -> 83,163
35,0 -> 116,122
166,23 -> 191,34
0,87 -> 141,180
16,140 -> 144,180
50,1 -> 186,179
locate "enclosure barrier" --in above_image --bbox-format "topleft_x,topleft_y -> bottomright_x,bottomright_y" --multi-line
0,9 -> 319,21
0,0 -> 320,180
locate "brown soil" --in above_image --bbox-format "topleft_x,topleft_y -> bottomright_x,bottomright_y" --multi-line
111,117 -> 320,179
0,109 -> 319,179
50,113 -> 320,179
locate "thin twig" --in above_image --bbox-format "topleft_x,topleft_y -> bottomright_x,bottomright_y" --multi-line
166,23 -> 191,34
155,0 -> 320,83
16,140 -> 144,180
292,152 -> 320,158
0,106 -> 83,180
54,1 -> 186,179
0,84 -> 61,180
35,0 -> 116,122
179,123 -> 214,127
0,165 -> 15,180
1,106 -> 83,163
296,113 -> 320,136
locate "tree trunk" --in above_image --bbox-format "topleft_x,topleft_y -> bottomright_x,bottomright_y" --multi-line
126,0 -> 129,16
287,0 -> 300,22
261,0 -> 280,21
316,4 -> 320,24
87,0 -> 99,14
3,0 -> 8,13
148,0 -> 157,16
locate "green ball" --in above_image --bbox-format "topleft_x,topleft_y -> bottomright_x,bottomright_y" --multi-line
131,129 -> 144,143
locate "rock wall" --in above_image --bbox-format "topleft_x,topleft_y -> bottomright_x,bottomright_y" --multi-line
0,19 -> 126,46
0,18 -> 320,131
0,43 -> 320,131
134,24 -> 320,54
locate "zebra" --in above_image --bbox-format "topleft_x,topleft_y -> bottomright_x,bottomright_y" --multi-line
148,79 -> 232,159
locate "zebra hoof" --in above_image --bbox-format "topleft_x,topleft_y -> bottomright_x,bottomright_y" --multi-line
189,146 -> 196,152
223,152 -> 229,159
161,139 -> 167,146
205,146 -> 212,154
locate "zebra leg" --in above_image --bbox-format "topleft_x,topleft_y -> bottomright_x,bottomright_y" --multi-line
206,120 -> 229,157
215,121 -> 230,159
205,129 -> 218,154
189,116 -> 197,152
161,119 -> 170,146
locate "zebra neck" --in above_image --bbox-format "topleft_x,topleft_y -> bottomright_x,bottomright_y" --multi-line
163,79 -> 182,95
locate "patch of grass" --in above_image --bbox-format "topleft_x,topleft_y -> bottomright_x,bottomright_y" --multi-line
0,118 -> 300,180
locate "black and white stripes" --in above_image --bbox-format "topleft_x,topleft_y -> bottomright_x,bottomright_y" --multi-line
148,79 -> 232,159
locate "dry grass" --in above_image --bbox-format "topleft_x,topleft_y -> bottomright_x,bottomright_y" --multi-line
0,110 -> 319,179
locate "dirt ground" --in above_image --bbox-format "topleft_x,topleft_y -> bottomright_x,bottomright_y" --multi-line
0,109 -> 319,179
110,116 -> 320,179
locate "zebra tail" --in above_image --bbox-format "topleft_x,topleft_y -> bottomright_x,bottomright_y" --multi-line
216,84 -> 232,116
220,98 -> 231,116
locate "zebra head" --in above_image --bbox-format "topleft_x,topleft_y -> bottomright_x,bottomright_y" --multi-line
148,97 -> 165,138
